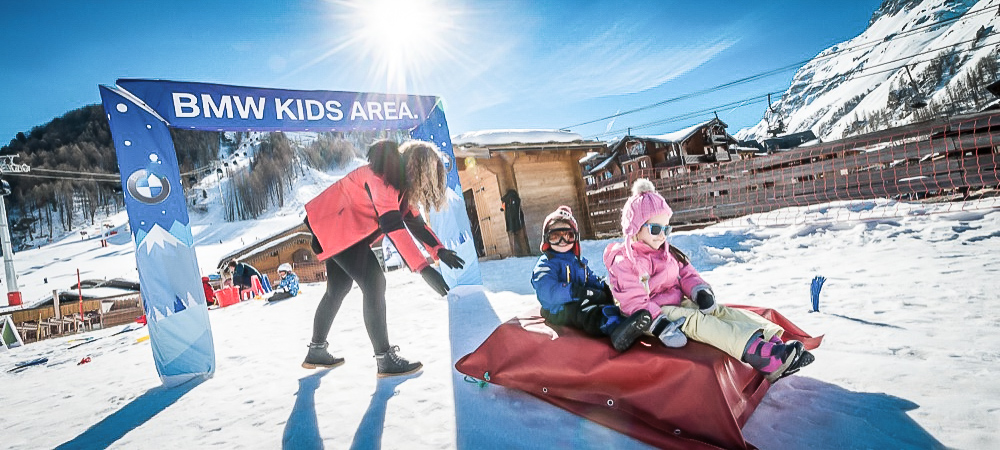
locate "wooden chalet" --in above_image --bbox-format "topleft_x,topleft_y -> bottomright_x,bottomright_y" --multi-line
453,130 -> 606,258
216,222 -> 325,286
583,151 -> 623,187
609,118 -> 737,179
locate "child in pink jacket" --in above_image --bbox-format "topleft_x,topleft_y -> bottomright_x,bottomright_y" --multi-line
604,179 -> 814,382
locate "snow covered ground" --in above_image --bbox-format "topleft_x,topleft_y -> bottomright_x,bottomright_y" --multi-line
1,178 -> 998,448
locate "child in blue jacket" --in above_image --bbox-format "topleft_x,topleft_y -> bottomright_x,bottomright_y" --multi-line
531,206 -> 651,352
269,263 -> 300,302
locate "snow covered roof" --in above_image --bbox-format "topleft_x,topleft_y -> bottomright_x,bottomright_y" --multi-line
217,231 -> 311,269
645,120 -> 713,143
589,152 -> 619,174
451,129 -> 584,146
579,151 -> 601,164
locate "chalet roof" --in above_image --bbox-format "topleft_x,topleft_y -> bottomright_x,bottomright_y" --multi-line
454,131 -> 606,158
217,224 -> 309,269
610,118 -> 733,151
579,151 -> 602,164
647,120 -> 716,143
452,129 -> 584,146
589,151 -> 619,174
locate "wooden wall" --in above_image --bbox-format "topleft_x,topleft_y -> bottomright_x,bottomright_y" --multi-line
459,165 -> 513,258
513,154 -> 589,252
240,234 -> 323,284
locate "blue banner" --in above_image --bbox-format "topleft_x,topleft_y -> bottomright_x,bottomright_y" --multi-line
115,79 -> 439,132
411,103 -> 482,286
99,85 -> 216,386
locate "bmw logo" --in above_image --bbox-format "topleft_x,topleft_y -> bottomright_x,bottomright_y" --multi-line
126,170 -> 171,204
441,152 -> 455,173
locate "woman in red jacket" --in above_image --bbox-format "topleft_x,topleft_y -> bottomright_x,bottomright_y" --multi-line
301,139 -> 464,377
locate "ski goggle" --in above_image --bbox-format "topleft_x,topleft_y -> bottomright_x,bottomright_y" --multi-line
643,223 -> 672,237
546,228 -> 577,245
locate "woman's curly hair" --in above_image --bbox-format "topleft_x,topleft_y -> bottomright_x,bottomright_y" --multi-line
400,140 -> 448,212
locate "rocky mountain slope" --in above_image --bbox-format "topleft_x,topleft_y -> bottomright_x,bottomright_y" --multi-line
739,0 -> 1000,141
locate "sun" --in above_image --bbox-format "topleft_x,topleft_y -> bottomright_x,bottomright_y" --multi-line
327,0 -> 460,94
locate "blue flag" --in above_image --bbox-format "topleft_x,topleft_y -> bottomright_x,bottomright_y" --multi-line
99,85 -> 216,386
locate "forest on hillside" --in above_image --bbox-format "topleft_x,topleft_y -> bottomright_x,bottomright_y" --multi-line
0,104 -> 359,249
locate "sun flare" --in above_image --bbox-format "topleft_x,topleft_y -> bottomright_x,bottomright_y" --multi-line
328,0 -> 459,94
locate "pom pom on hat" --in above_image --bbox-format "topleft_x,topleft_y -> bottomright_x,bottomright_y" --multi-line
621,178 -> 672,237
632,178 -> 656,197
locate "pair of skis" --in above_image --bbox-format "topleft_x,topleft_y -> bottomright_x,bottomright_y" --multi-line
67,322 -> 145,349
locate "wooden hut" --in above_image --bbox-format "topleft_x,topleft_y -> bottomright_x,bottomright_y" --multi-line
216,223 -> 325,286
453,130 -> 607,258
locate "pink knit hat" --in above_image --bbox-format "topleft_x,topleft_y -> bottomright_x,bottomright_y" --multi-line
540,205 -> 580,256
621,178 -> 672,237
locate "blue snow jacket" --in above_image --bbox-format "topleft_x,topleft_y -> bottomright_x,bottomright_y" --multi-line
531,250 -> 606,314
277,272 -> 300,296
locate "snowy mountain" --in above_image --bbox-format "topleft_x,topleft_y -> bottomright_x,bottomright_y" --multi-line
739,0 -> 1000,141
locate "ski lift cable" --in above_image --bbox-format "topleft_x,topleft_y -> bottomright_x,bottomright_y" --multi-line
27,163 -> 214,179
585,36 -> 1000,139
587,36 -> 1000,140
562,5 -> 997,130
3,172 -> 120,183
30,167 -> 119,177
588,94 -> 774,140
760,34 -> 1000,120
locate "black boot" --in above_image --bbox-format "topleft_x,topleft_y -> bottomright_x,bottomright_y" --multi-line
302,341 -> 345,369
610,310 -> 652,352
777,348 -> 815,380
375,345 -> 422,378
741,332 -> 801,383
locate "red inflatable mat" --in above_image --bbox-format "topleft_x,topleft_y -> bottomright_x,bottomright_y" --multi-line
455,305 -> 822,450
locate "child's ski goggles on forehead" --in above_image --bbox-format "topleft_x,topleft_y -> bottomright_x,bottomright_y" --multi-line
643,223 -> 672,236
546,228 -> 577,244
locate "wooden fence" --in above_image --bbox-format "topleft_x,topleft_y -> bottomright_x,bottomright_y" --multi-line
585,111 -> 1000,237
10,293 -> 143,343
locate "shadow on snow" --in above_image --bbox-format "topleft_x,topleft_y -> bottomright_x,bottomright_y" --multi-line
56,377 -> 204,449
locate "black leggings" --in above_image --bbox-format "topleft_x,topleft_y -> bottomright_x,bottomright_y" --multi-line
310,239 -> 390,354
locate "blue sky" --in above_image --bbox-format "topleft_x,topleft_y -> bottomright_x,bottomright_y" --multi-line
0,0 -> 882,145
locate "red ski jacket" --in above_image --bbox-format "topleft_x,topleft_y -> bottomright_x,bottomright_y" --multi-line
304,165 -> 443,272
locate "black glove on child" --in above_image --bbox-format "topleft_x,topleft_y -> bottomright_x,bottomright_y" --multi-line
694,289 -> 717,314
421,266 -> 450,296
437,248 -> 465,270
572,283 -> 610,306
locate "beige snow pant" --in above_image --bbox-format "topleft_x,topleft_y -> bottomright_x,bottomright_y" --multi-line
659,299 -> 784,360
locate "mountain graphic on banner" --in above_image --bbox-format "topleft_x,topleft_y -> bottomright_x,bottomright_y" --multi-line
147,292 -> 198,321
136,224 -> 183,253
135,222 -> 195,252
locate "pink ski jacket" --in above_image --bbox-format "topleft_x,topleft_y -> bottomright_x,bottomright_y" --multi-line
603,240 -> 710,318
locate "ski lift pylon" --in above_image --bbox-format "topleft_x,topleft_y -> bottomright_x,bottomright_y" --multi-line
766,93 -> 786,136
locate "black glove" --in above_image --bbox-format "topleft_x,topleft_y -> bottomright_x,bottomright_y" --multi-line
694,289 -> 717,314
437,248 -> 465,270
572,283 -> 609,306
420,266 -> 450,296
